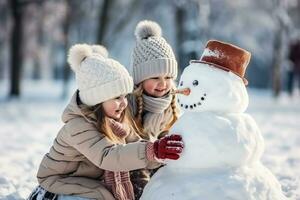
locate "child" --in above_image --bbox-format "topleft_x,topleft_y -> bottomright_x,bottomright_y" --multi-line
128,20 -> 180,199
27,44 -> 184,200
130,20 -> 179,140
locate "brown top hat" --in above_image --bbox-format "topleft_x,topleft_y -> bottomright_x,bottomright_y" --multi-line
191,40 -> 251,85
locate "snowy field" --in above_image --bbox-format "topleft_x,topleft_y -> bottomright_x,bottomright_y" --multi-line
0,80 -> 299,200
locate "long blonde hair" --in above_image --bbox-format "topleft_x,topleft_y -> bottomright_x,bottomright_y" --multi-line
80,101 -> 140,144
133,82 -> 179,139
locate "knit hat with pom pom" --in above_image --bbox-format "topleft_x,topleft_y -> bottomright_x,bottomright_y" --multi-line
68,43 -> 133,106
131,20 -> 178,84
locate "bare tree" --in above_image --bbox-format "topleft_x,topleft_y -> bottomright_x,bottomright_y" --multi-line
173,0 -> 201,71
0,1 -> 9,80
272,21 -> 285,97
97,0 -> 141,47
174,5 -> 185,70
61,0 -> 72,99
271,0 -> 291,97
32,1 -> 44,80
9,0 -> 45,97
97,0 -> 114,46
9,0 -> 24,97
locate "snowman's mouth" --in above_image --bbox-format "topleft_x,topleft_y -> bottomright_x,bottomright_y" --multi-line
178,93 -> 207,110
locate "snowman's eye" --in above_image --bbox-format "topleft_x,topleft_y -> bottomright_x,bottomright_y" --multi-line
193,80 -> 199,86
180,81 -> 183,86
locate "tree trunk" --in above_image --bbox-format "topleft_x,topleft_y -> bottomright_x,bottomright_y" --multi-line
106,0 -> 140,46
175,7 -> 185,73
272,22 -> 284,97
0,2 -> 9,80
33,1 -> 45,80
62,0 -> 71,99
97,0 -> 114,45
9,0 -> 24,97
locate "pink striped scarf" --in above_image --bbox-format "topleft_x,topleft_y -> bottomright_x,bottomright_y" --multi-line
104,171 -> 135,200
104,119 -> 135,200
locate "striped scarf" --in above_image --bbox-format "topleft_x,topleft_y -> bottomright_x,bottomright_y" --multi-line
104,171 -> 135,200
104,119 -> 135,200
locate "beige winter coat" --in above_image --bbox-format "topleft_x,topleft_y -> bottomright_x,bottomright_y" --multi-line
37,92 -> 159,199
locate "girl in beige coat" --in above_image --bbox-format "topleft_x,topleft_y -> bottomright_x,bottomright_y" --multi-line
27,44 -> 183,200
129,20 -> 181,199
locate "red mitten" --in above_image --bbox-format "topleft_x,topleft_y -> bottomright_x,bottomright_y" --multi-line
147,134 -> 183,160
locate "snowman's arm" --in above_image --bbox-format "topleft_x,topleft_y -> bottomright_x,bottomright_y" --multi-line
242,113 -> 265,155
242,113 -> 262,133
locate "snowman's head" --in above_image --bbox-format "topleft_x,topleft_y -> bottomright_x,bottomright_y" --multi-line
177,62 -> 249,113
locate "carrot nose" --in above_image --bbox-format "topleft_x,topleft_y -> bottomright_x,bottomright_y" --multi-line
174,88 -> 191,96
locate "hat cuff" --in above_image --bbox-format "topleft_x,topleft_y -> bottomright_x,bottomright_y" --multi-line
79,77 -> 134,106
133,58 -> 178,84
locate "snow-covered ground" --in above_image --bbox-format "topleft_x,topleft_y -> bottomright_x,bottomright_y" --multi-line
0,81 -> 299,200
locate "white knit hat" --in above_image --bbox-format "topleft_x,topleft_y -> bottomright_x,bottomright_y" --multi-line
68,44 -> 133,106
131,20 -> 178,85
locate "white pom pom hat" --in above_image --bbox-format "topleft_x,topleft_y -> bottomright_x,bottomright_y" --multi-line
131,20 -> 178,85
68,43 -> 133,106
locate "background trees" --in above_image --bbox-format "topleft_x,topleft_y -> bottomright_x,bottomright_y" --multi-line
1,0 -> 299,98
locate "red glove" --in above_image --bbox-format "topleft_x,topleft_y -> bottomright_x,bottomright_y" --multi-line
153,134 -> 184,160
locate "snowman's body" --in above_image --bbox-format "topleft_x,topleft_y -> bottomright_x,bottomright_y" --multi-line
141,63 -> 287,200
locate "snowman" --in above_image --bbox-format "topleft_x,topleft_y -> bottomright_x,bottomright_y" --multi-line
140,40 -> 287,200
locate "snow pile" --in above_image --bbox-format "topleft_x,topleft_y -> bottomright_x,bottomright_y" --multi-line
141,63 -> 288,200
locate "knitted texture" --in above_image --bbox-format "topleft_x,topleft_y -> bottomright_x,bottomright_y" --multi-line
145,142 -> 156,162
132,36 -> 176,66
104,171 -> 135,200
109,119 -> 128,139
131,20 -> 178,84
68,44 -> 133,106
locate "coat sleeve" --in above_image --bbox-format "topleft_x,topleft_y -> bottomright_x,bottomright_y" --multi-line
63,117 -> 159,172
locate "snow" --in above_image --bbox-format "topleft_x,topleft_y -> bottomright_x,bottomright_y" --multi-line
0,80 -> 299,200
201,48 -> 223,59
141,163 -> 286,200
163,112 -> 264,169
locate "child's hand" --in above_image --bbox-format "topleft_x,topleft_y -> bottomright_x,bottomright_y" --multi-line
147,134 -> 184,161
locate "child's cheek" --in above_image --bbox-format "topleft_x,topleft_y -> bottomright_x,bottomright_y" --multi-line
166,81 -> 172,91
143,82 -> 155,93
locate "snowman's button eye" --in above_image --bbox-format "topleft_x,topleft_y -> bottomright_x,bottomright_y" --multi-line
193,80 -> 199,86
180,81 -> 183,86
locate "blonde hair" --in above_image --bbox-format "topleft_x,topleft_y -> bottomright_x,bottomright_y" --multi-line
80,102 -> 140,144
133,82 -> 179,139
